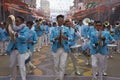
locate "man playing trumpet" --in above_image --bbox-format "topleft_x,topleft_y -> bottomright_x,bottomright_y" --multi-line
90,21 -> 114,80
50,15 -> 72,80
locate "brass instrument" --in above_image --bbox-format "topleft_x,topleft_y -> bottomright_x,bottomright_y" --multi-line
110,30 -> 114,36
104,21 -> 110,27
6,15 -> 15,42
35,21 -> 42,31
98,31 -> 104,47
59,27 -> 63,46
83,18 -> 91,26
115,22 -> 120,35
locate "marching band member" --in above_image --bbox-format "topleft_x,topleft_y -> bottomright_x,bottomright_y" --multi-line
50,15 -> 72,80
26,21 -> 38,73
6,15 -> 29,80
34,19 -> 43,52
102,23 -> 115,76
80,18 -> 91,65
64,20 -> 81,75
114,21 -> 120,53
90,21 -> 114,80
0,22 -> 9,56
42,21 -> 49,46
103,21 -> 115,58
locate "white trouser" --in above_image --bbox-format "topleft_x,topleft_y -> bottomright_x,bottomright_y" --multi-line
43,33 -> 48,45
52,48 -> 68,80
116,40 -> 120,52
0,41 -> 4,54
0,41 -> 8,54
35,36 -> 43,50
91,53 -> 105,80
10,50 -> 29,80
47,33 -> 50,44
69,53 -> 78,72
27,50 -> 35,68
103,55 -> 108,73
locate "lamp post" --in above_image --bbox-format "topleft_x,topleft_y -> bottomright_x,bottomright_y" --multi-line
1,0 -> 5,21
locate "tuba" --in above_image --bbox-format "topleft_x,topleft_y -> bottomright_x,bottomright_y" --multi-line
83,18 -> 91,26
6,15 -> 15,42
115,21 -> 120,27
103,21 -> 110,27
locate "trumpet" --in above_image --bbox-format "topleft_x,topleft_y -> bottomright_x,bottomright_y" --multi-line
98,30 -> 106,48
59,28 -> 63,46
98,31 -> 103,47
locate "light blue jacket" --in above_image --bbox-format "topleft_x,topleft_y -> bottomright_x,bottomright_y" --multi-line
68,27 -> 80,46
0,28 -> 9,41
34,24 -> 43,37
88,26 -> 95,38
81,25 -> 89,38
27,29 -> 38,52
42,25 -> 49,34
50,25 -> 72,53
6,26 -> 29,55
90,29 -> 114,55
114,26 -> 120,40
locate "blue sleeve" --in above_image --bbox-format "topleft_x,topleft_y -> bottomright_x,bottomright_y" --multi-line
33,31 -> 38,44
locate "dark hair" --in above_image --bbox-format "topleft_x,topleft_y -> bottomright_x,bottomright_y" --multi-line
56,15 -> 64,20
35,20 -> 39,23
39,18 -> 42,21
26,21 -> 34,26
95,21 -> 102,25
78,19 -> 82,23
53,22 -> 56,25
16,16 -> 24,22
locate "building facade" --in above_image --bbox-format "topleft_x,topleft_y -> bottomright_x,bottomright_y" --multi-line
40,0 -> 50,18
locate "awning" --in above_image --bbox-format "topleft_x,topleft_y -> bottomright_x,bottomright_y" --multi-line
4,0 -> 28,7
72,1 -> 120,19
5,3 -> 31,14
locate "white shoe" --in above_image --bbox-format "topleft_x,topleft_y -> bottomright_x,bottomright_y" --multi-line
34,49 -> 36,52
110,55 -> 113,58
38,49 -> 40,52
4,53 -> 7,56
85,62 -> 89,65
75,71 -> 81,75
103,72 -> 107,76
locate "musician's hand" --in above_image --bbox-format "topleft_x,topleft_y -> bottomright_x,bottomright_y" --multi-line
95,43 -> 98,46
15,32 -> 18,37
74,29 -> 77,32
110,41 -> 115,44
28,41 -> 34,45
61,35 -> 68,40
101,37 -> 106,42
55,36 -> 60,40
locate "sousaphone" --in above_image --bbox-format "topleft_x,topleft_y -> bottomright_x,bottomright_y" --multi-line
83,18 -> 91,26
6,15 -> 15,42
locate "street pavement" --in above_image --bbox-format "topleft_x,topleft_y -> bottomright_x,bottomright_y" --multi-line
0,45 -> 120,80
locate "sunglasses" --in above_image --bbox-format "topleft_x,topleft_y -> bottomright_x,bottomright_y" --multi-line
96,24 -> 102,26
15,20 -> 20,23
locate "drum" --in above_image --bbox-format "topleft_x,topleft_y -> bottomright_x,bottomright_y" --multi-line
107,44 -> 117,54
70,44 -> 82,53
